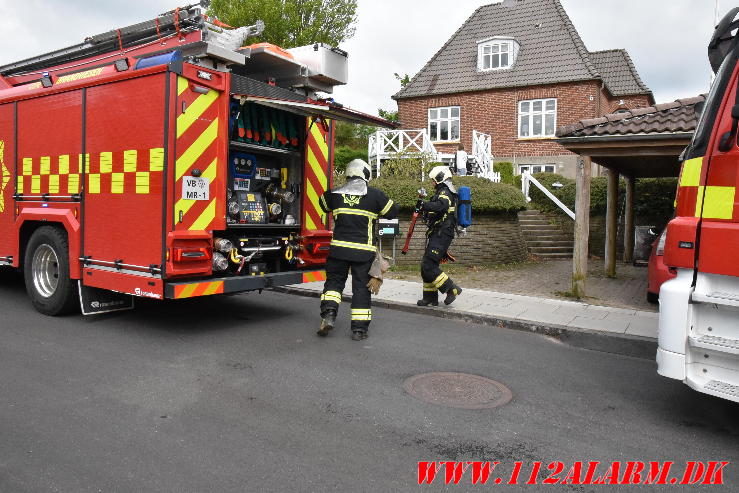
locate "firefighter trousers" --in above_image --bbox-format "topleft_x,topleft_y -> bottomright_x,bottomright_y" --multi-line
420,230 -> 455,302
320,256 -> 373,332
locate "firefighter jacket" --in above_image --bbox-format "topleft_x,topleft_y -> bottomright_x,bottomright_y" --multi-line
319,186 -> 398,262
422,183 -> 458,236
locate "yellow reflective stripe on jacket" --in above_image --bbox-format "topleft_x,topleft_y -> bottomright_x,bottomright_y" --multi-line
439,194 -> 452,205
330,239 -> 377,252
333,208 -> 378,219
380,199 -> 394,216
319,194 -> 330,212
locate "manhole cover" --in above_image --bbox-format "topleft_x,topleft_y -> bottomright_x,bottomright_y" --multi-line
403,372 -> 512,409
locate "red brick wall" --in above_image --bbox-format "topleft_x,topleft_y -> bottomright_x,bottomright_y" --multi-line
604,94 -> 653,113
396,81 -> 651,158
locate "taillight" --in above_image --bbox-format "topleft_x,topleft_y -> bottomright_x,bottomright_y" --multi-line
172,247 -> 212,262
656,231 -> 667,256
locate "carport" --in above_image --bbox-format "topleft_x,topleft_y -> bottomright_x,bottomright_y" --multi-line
555,95 -> 705,297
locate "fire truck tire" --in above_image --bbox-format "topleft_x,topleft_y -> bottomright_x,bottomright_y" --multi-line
23,226 -> 78,316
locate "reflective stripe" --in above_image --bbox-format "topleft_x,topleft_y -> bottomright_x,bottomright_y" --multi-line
351,308 -> 372,321
380,199 -> 394,216
321,290 -> 343,303
330,240 -> 377,252
439,194 -> 451,204
423,283 -> 436,292
333,208 -> 378,219
432,272 -> 449,288
319,194 -> 330,212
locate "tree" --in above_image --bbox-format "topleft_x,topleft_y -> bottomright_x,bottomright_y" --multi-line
208,0 -> 358,48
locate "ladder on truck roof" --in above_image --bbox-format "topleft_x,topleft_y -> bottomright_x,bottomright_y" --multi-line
0,2 -> 263,82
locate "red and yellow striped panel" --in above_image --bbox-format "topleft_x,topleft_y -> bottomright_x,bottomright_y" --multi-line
303,118 -> 329,231
173,280 -> 224,299
174,76 -> 224,231
302,270 -> 326,283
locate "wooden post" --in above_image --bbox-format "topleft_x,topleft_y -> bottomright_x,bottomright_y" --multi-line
623,175 -> 635,264
572,155 -> 592,299
605,169 -> 619,278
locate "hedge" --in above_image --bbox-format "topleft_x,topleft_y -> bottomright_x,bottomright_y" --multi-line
334,146 -> 368,174
514,172 -> 678,217
372,175 -> 527,214
496,161 -> 515,185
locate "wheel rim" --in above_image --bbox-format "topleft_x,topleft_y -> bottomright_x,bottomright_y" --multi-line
32,244 -> 59,298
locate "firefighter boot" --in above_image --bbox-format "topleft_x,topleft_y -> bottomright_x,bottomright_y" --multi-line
317,309 -> 337,337
416,284 -> 439,307
444,283 -> 463,305
350,322 -> 369,341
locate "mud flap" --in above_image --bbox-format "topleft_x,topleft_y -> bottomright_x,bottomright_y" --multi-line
78,282 -> 134,315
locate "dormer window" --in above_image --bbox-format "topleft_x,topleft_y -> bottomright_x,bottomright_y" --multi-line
477,38 -> 519,71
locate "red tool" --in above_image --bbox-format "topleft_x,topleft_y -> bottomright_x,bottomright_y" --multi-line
401,188 -> 426,255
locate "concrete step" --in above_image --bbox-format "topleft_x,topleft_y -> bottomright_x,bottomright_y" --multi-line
518,219 -> 551,225
521,228 -> 565,235
529,246 -> 574,254
523,233 -> 571,240
517,210 -> 542,216
532,252 -> 574,259
525,240 -> 574,247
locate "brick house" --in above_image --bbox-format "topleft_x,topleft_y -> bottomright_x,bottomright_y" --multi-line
392,0 -> 654,178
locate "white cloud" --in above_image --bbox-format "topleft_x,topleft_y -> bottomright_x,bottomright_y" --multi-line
0,0 -> 726,113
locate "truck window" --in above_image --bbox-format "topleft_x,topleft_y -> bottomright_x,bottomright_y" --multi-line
686,56 -> 734,159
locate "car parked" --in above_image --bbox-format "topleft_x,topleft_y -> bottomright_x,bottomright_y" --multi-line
647,229 -> 676,304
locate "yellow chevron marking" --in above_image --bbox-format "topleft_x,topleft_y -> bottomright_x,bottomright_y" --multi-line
177,283 -> 199,299
307,146 -> 327,190
124,150 -> 137,172
178,76 -> 189,96
189,199 -> 216,231
177,89 -> 219,138
305,179 -> 325,226
202,282 -> 223,296
176,118 -> 219,181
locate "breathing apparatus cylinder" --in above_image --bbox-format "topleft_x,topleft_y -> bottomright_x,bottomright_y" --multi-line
457,186 -> 472,228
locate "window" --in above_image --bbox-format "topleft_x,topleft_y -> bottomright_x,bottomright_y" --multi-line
518,98 -> 557,138
428,106 -> 460,142
477,38 -> 518,71
519,164 -> 555,175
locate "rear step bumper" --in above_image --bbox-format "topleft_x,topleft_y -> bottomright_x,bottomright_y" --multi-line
165,269 -> 326,299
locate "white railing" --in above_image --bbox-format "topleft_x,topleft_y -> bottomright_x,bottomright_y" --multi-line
521,171 -> 575,220
368,129 -> 438,178
470,130 -> 500,182
368,128 -> 501,182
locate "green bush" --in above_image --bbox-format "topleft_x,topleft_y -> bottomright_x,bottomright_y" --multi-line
380,152 -> 436,180
334,146 -> 368,174
496,161 -> 515,185
371,175 -> 526,214
635,178 -> 678,218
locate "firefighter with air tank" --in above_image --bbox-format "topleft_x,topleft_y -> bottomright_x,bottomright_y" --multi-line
416,165 -> 463,307
316,159 -> 398,341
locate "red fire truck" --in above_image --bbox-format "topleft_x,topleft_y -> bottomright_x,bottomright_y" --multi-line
657,8 -> 739,403
0,4 -> 392,315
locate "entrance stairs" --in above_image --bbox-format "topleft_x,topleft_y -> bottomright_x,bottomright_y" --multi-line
517,209 -> 573,259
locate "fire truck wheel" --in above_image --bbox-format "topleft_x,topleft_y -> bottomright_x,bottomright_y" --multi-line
24,226 -> 78,316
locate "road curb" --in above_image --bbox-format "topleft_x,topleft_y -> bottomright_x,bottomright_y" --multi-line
273,286 -> 657,360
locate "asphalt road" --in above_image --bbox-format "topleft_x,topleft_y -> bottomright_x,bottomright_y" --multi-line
1,268 -> 738,492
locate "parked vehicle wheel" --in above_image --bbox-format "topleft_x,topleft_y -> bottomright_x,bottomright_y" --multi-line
646,291 -> 659,305
24,226 -> 78,316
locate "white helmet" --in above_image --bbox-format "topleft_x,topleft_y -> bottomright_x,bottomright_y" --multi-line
429,165 -> 452,184
346,159 -> 372,182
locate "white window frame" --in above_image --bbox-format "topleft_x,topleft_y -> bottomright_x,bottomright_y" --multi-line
477,37 -> 518,71
428,106 -> 460,142
519,164 -> 556,175
518,98 -> 557,138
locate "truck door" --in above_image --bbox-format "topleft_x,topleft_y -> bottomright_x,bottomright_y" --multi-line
82,73 -> 170,279
0,103 -> 13,263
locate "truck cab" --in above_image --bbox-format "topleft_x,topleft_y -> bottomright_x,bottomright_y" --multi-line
657,8 -> 739,402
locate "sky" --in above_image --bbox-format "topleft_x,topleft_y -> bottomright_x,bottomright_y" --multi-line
0,0 -> 729,115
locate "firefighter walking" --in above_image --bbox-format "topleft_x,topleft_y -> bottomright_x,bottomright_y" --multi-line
417,166 -> 463,307
317,159 -> 398,340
